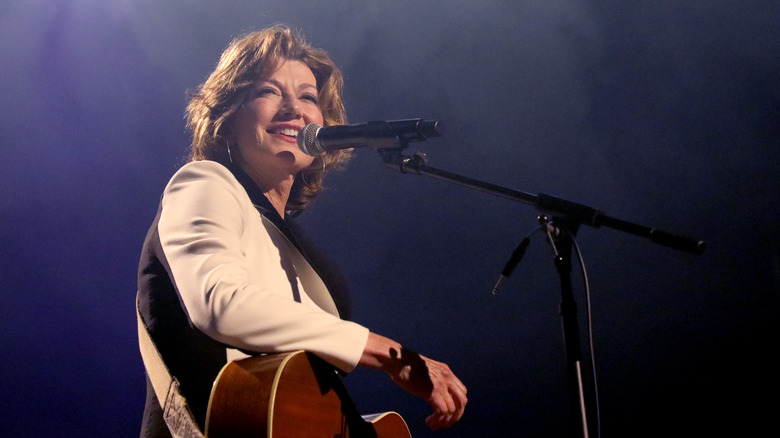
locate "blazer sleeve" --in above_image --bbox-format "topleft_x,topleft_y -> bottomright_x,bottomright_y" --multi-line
157,161 -> 369,372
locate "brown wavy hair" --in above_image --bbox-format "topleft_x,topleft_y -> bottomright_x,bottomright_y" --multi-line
185,25 -> 350,213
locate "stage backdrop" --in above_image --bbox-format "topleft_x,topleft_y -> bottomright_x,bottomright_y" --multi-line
1,1 -> 778,437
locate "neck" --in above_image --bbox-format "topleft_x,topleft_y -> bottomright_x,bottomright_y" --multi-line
264,185 -> 291,218
238,160 -> 295,218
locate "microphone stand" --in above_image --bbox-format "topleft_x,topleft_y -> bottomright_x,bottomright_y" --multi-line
377,148 -> 705,254
376,146 -> 705,438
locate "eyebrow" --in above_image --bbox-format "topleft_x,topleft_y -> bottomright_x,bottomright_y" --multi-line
263,78 -> 318,92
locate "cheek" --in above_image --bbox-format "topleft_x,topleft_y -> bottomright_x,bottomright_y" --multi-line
299,153 -> 316,168
308,106 -> 325,126
234,107 -> 268,143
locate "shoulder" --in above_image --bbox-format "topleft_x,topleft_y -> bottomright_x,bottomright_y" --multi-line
168,160 -> 238,187
163,160 -> 248,198
162,160 -> 252,212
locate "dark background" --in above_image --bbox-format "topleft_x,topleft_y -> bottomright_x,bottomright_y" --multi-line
1,1 -> 778,437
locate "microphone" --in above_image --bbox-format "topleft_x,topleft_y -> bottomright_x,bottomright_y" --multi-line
297,119 -> 443,156
491,237 -> 531,295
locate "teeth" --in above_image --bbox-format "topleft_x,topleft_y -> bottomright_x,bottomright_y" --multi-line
275,128 -> 298,137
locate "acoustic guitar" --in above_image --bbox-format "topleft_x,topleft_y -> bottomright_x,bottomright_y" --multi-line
205,350 -> 411,437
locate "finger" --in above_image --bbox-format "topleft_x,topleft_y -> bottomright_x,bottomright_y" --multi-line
450,385 -> 467,423
426,411 -> 453,431
451,381 -> 468,416
426,389 -> 459,430
453,375 -> 468,395
431,383 -> 466,429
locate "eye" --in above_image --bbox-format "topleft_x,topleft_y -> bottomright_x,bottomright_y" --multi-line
254,86 -> 278,98
300,93 -> 319,104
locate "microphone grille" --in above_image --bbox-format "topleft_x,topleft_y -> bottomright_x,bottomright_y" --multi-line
297,123 -> 323,156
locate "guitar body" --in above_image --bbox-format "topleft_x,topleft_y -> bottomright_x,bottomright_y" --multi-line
205,351 -> 411,438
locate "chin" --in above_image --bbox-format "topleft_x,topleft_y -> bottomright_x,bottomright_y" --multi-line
276,149 -> 314,171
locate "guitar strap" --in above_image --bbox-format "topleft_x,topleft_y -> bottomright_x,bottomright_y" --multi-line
136,213 -> 339,438
136,293 -> 205,438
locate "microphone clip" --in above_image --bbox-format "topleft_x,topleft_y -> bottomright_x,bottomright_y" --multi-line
400,151 -> 428,174
539,215 -> 571,258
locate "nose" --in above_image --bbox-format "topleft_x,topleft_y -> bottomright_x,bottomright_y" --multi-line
279,95 -> 302,119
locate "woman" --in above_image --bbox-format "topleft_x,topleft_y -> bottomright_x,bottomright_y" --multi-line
137,25 -> 467,437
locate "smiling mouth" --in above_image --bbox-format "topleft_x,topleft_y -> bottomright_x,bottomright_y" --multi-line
267,127 -> 299,139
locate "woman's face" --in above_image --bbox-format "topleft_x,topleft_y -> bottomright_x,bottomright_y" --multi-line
231,59 -> 323,178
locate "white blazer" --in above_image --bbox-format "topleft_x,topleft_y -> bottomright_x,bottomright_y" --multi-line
157,160 -> 369,372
